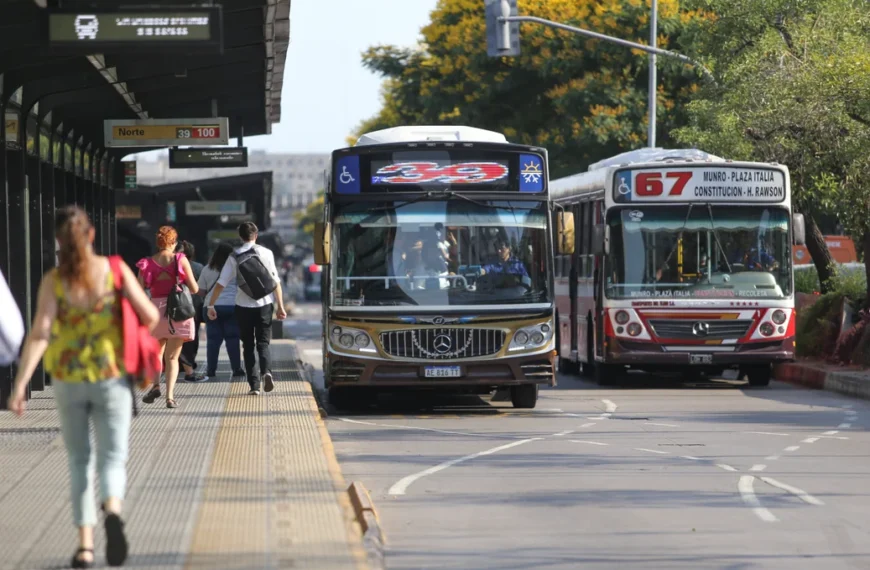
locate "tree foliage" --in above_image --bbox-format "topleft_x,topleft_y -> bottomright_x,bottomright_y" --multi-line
673,0 -> 870,300
354,0 -> 711,177
294,191 -> 325,241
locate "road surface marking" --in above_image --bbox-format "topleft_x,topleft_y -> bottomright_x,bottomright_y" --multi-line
765,455 -> 781,461
546,408 -> 564,413
587,416 -> 609,420
554,430 -> 574,437
635,448 -> 669,455
303,349 -> 321,358
570,440 -> 609,446
580,422 -> 597,428
602,399 -> 618,413
838,423 -> 852,429
738,475 -> 778,522
746,431 -> 790,436
784,446 -> 800,452
750,464 -> 767,472
336,418 -> 512,439
802,437 -> 820,444
845,410 -> 858,416
823,430 -> 839,435
716,464 -> 738,472
760,477 -> 824,506
646,422 -> 679,427
388,438 -> 540,495
681,455 -> 703,461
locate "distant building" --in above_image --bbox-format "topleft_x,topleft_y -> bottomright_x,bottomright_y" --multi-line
135,150 -> 329,241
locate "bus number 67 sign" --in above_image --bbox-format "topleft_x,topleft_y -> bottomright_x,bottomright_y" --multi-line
634,171 -> 693,196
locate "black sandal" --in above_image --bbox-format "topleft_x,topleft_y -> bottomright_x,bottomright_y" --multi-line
104,512 -> 129,567
70,547 -> 94,569
142,385 -> 161,404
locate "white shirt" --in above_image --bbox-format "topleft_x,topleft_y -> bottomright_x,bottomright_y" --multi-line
198,265 -> 237,307
216,242 -> 280,308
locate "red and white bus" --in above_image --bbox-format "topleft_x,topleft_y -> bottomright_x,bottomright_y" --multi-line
550,148 -> 806,386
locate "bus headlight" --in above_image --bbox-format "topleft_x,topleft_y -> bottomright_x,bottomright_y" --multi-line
330,325 -> 376,353
509,322 -> 554,351
771,310 -> 787,325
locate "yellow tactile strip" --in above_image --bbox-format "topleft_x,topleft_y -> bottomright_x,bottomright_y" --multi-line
185,342 -> 368,570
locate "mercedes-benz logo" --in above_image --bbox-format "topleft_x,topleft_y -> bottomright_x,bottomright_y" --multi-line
433,334 -> 452,354
691,322 -> 710,337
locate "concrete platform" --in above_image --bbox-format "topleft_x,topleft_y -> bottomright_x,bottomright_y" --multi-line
0,340 -> 367,570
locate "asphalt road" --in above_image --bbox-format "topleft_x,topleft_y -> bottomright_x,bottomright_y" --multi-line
287,303 -> 870,570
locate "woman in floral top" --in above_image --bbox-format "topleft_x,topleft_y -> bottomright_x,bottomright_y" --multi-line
8,206 -> 158,568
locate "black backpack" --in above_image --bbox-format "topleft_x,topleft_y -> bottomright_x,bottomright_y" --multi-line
235,247 -> 278,300
166,254 -> 196,333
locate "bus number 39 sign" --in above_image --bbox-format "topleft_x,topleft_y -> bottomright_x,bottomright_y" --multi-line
373,161 -> 509,184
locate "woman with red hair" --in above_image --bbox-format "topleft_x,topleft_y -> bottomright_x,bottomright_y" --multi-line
135,226 -> 200,408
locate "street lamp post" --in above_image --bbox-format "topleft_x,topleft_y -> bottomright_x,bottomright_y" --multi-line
648,0 -> 657,148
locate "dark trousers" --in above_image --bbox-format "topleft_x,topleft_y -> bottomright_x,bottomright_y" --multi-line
235,304 -> 273,389
179,304 -> 203,372
205,305 -> 242,376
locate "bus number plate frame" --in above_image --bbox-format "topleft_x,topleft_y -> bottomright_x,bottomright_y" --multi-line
424,366 -> 462,378
689,354 -> 713,365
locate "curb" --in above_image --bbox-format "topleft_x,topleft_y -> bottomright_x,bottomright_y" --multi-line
774,362 -> 870,401
348,481 -> 387,570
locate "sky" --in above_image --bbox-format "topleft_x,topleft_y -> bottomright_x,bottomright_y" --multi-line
137,0 -> 439,161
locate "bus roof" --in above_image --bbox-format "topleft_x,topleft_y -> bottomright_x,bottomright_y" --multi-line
587,147 -> 725,171
354,125 -> 508,146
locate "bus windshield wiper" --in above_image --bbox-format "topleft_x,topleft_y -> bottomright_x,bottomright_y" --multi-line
705,203 -> 733,273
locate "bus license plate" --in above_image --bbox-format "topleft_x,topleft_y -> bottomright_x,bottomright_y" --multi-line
425,366 -> 461,378
689,354 -> 713,365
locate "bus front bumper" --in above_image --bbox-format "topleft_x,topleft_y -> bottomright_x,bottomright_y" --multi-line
326,350 -> 557,388
604,337 -> 795,367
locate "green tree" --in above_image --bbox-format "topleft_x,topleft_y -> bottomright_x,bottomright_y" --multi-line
673,0 -> 870,301
294,191 -> 325,241
354,0 -> 711,177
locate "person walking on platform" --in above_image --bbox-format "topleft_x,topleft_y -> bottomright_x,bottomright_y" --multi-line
196,242 -> 245,381
206,222 -> 287,395
7,206 -> 159,568
178,240 -> 205,381
136,226 -> 200,408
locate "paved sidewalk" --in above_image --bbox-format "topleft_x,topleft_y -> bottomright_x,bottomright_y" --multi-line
0,340 -> 368,570
775,359 -> 870,401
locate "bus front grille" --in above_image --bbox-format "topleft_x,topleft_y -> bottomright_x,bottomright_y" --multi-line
647,319 -> 753,340
380,328 -> 506,360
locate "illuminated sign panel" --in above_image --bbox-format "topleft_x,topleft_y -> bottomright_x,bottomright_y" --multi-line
46,6 -> 223,53
104,118 -> 230,148
612,166 -> 787,204
169,147 -> 248,169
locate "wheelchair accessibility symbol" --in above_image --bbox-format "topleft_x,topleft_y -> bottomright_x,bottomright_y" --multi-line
339,166 -> 355,185
617,175 -> 631,195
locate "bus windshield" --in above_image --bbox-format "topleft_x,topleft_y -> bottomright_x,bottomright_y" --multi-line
331,200 -> 550,308
605,206 -> 792,300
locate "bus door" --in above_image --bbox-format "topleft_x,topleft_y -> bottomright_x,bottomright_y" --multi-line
568,203 -> 580,360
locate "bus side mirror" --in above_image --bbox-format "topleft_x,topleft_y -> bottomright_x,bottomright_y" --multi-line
792,213 -> 806,246
314,222 -> 331,265
556,211 -> 575,255
592,224 -> 607,256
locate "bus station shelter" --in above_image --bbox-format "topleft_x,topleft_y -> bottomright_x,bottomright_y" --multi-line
0,0 -> 290,406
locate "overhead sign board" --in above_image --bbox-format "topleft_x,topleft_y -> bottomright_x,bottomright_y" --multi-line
169,147 -> 248,169
45,6 -> 223,54
186,201 -> 247,216
612,166 -> 787,204
104,118 -> 230,148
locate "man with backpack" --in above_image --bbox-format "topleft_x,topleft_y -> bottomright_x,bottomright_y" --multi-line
206,222 -> 287,394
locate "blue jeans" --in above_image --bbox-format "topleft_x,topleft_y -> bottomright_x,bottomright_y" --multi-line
53,378 -> 132,527
204,304 -> 242,375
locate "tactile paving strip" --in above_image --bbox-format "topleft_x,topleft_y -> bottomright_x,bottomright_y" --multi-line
185,342 -> 367,570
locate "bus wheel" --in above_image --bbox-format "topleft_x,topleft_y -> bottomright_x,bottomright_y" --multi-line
558,357 -> 579,375
745,365 -> 772,387
511,384 -> 538,408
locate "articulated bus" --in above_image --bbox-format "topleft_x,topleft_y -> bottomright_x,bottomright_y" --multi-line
550,148 -> 806,386
313,126 -> 573,409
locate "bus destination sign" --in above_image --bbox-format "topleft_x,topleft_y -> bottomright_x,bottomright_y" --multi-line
169,147 -> 248,169
46,6 -> 223,53
104,118 -> 230,148
613,167 -> 786,204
